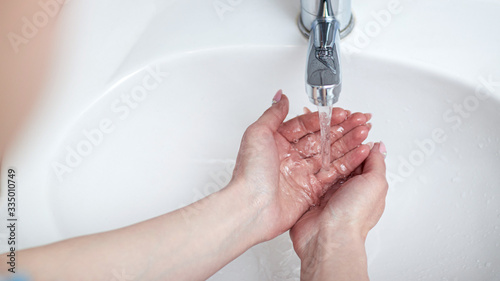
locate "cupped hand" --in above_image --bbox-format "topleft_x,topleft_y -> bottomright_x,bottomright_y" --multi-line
230,90 -> 372,242
289,142 -> 388,261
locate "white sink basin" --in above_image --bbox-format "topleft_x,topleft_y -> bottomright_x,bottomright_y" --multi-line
8,46 -> 499,280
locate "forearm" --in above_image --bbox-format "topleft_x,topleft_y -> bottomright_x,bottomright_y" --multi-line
8,182 -> 261,280
300,229 -> 369,281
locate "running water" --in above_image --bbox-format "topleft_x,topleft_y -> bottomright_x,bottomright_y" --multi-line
318,106 -> 332,171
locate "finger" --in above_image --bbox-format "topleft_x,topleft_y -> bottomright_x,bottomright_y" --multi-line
303,107 -> 312,114
349,142 -> 374,177
292,113 -> 371,158
351,164 -> 364,177
254,90 -> 289,132
315,144 -> 371,185
338,112 -> 371,136
278,108 -> 348,143
319,141 -> 375,205
333,113 -> 371,145
330,125 -> 370,159
362,142 -> 387,176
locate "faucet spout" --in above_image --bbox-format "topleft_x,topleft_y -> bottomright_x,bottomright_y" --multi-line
305,0 -> 342,106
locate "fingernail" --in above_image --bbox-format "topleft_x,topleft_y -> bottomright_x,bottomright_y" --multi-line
366,123 -> 372,129
345,110 -> 352,116
379,141 -> 387,158
303,107 -> 312,114
272,89 -> 283,104
365,113 -> 372,121
367,142 -> 374,149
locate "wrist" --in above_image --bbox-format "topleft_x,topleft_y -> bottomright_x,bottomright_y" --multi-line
300,226 -> 368,280
304,226 -> 366,262
223,179 -> 276,244
220,180 -> 269,246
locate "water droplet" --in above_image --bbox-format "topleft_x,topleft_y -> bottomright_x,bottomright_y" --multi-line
339,164 -> 347,172
338,177 -> 347,185
419,175 -> 428,184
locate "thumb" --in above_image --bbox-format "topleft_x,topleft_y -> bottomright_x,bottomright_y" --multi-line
255,90 -> 289,131
363,142 -> 387,177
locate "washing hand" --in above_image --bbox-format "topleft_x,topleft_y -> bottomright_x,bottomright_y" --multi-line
229,90 -> 373,242
290,142 -> 388,281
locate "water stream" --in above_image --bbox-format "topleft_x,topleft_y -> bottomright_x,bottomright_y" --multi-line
318,106 -> 332,171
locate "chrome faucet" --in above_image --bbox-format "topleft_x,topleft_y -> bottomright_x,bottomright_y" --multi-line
299,0 -> 354,106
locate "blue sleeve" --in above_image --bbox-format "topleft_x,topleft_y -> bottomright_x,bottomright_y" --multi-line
0,275 -> 31,281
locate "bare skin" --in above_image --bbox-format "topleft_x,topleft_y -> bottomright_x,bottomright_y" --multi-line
1,92 -> 376,280
0,0 -> 56,156
234,93 -> 372,242
291,142 -> 388,281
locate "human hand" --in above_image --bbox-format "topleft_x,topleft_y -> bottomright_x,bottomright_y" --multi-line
229,90 -> 372,242
289,142 -> 388,280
